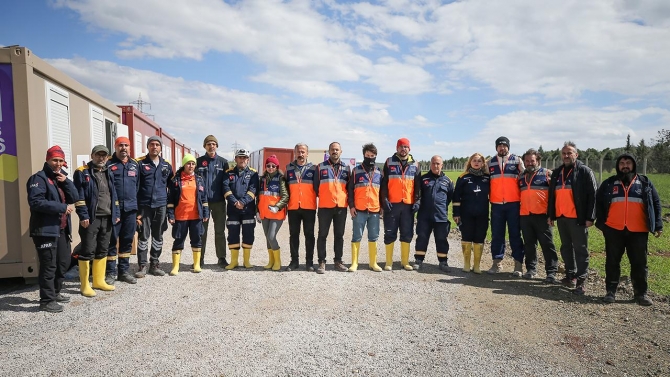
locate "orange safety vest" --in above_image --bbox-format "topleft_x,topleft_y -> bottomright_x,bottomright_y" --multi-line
605,175 -> 647,232
352,164 -> 382,212
385,155 -> 419,204
489,154 -> 521,204
519,168 -> 550,215
316,160 -> 349,208
285,162 -> 317,210
554,166 -> 577,218
258,173 -> 286,220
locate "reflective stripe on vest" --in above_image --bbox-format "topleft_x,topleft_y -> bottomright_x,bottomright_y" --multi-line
285,163 -> 317,210
554,166 -> 576,218
488,155 -> 521,203
605,176 -> 647,232
519,168 -> 549,215
386,157 -> 418,204
317,161 -> 348,208
352,165 -> 382,212
258,174 -> 286,220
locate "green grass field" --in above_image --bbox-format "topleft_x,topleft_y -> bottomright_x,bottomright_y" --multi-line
444,171 -> 670,295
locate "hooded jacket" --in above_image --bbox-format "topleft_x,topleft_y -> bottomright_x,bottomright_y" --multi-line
596,153 -> 663,233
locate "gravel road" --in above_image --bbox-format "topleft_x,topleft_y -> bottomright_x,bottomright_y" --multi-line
1,219 -> 668,376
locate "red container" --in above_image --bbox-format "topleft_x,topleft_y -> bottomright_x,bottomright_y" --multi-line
119,105 -> 161,159
249,147 -> 295,173
160,131 -> 176,170
174,140 -> 185,168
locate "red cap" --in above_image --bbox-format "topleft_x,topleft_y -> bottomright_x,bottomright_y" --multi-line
46,145 -> 65,161
115,136 -> 131,147
396,138 -> 410,148
265,155 -> 280,167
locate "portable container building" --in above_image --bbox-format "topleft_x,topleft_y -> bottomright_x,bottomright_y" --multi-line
249,147 -> 295,173
119,105 -> 160,159
160,131 -> 176,170
1,46 -> 123,279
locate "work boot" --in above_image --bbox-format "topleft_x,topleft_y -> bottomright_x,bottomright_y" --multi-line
384,243 -> 394,271
349,242 -> 360,272
226,249 -> 240,270
264,249 -> 274,270
472,243 -> 484,274
118,272 -> 137,284
635,294 -> 653,306
135,265 -> 149,278
242,248 -> 254,268
561,276 -> 577,289
217,257 -> 229,268
602,291 -> 616,303
170,251 -> 182,276
487,259 -> 503,274
573,278 -> 586,295
272,249 -> 282,271
192,248 -> 202,273
334,261 -> 348,272
368,242 -> 382,272
512,260 -> 523,277
461,242 -> 472,272
543,274 -> 559,284
439,260 -> 450,273
105,273 -> 116,286
400,242 -> 413,271
316,262 -> 326,274
522,270 -> 537,279
413,259 -> 424,271
55,294 -> 70,303
78,261 -> 95,297
39,301 -> 64,313
148,263 -> 166,276
286,260 -> 299,271
92,258 -> 115,291
63,264 -> 80,280
305,262 -> 315,272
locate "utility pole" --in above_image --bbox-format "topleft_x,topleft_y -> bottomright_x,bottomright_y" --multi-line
130,93 -> 154,120
231,141 -> 240,155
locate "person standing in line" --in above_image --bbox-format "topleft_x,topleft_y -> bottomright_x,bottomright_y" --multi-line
547,141 -> 597,295
313,141 -> 351,274
196,135 -> 230,268
105,136 -> 139,285
347,143 -> 383,272
73,145 -> 120,297
380,138 -> 422,271
223,149 -> 259,270
518,149 -> 559,282
167,154 -> 209,275
284,143 -> 318,271
257,155 -> 289,271
596,153 -> 663,306
135,136 -> 174,278
413,156 -> 454,272
27,146 -> 78,312
487,136 -> 525,275
453,152 -> 490,274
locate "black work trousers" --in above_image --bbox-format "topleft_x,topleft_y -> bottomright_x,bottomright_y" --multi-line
33,230 -> 71,304
604,226 -> 649,295
78,216 -> 113,261
288,208 -> 316,264
317,207 -> 347,263
520,214 -> 558,275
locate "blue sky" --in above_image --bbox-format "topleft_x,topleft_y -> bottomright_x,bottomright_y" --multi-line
2,0 -> 670,161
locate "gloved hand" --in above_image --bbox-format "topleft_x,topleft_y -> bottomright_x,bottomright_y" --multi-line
255,213 -> 261,223
269,206 -> 279,214
411,203 -> 420,214
384,199 -> 393,212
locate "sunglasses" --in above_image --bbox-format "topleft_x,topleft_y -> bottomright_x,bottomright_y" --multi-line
266,164 -> 277,169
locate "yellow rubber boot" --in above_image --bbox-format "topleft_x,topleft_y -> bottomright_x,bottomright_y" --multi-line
92,258 -> 115,291
462,242 -> 472,272
225,249 -> 239,270
384,243 -> 394,271
400,242 -> 413,271
264,248 -> 274,270
243,248 -> 254,268
170,251 -> 181,276
192,248 -> 202,273
272,249 -> 282,271
78,260 -> 96,297
473,243 -> 484,274
368,241 -> 382,272
348,242 -> 360,272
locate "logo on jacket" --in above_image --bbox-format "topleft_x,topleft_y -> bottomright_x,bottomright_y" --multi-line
229,176 -> 234,181
359,176 -> 364,182
490,168 -> 495,173
111,165 -> 118,171
199,185 -> 204,191
635,188 -> 642,195
128,171 -> 136,177
202,161 -> 208,167
613,186 -> 619,195
423,179 -> 430,186
145,165 -> 151,171
508,165 -> 516,171
306,172 -> 313,178
288,172 -> 294,178
322,170 -> 328,176
534,179 -> 543,185
30,183 -> 39,188
390,166 -> 396,173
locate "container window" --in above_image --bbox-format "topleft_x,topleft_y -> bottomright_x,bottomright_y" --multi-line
90,105 -> 105,149
46,83 -> 72,171
134,131 -> 143,158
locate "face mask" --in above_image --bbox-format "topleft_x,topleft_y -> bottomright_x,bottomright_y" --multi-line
363,157 -> 376,167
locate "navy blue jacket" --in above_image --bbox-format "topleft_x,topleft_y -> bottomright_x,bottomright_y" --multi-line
27,163 -> 78,238
73,162 -> 121,223
136,155 -> 174,209
167,169 -> 210,221
596,174 -> 663,233
107,153 -> 140,212
196,153 -> 229,202
453,172 -> 490,217
415,171 -> 454,222
223,166 -> 259,215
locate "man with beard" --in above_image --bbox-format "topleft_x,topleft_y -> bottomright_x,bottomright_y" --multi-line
73,145 -> 120,297
285,143 -> 318,271
380,138 -> 422,271
488,136 -> 525,275
105,137 -> 140,285
518,149 -> 559,282
548,141 -> 597,295
196,135 -> 229,268
313,141 -> 351,274
596,153 -> 663,306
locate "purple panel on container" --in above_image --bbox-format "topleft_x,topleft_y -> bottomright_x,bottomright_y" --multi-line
0,64 -> 17,156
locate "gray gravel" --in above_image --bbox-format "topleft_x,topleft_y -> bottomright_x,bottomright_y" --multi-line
0,219 -> 612,376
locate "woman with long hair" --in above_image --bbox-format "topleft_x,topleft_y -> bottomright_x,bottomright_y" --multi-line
257,155 -> 289,271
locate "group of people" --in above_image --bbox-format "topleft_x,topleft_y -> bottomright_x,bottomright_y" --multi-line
26,135 -> 663,313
